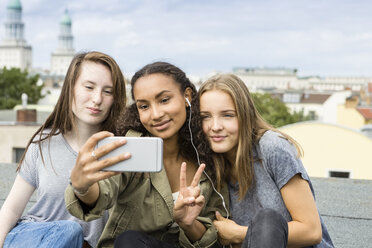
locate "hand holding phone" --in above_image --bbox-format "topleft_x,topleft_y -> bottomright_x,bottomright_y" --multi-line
96,137 -> 163,172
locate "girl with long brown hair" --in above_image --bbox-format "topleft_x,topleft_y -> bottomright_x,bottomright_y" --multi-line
0,51 -> 126,248
199,74 -> 334,248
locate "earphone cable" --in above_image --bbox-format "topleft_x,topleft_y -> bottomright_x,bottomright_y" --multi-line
187,106 -> 229,219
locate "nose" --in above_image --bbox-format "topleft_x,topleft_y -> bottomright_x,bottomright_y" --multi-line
211,117 -> 223,131
150,104 -> 164,120
92,89 -> 102,105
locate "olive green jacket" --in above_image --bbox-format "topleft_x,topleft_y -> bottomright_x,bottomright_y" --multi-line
65,164 -> 229,248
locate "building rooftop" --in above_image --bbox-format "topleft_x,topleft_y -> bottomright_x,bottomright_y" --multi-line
357,107 -> 372,120
0,163 -> 371,247
61,9 -> 72,25
7,0 -> 22,10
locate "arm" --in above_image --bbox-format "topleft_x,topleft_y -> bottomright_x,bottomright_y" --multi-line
68,131 -> 130,206
0,175 -> 35,247
281,174 -> 322,247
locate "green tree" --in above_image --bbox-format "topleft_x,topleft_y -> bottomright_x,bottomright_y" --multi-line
252,93 -> 311,127
0,67 -> 44,109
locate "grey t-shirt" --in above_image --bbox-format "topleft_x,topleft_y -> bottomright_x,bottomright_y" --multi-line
19,133 -> 107,247
229,130 -> 333,248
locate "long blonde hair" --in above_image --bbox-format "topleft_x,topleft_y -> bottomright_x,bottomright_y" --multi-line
199,74 -> 302,200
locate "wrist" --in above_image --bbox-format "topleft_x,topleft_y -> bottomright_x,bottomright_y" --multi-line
68,177 -> 89,197
232,224 -> 248,244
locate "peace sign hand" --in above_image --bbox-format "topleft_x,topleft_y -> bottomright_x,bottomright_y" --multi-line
173,162 -> 206,226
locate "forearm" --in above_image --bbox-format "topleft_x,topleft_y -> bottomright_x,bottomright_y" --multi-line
0,208 -> 22,247
287,220 -> 322,247
179,219 -> 206,242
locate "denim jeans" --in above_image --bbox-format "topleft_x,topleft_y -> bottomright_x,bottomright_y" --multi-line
4,220 -> 84,248
242,208 -> 288,248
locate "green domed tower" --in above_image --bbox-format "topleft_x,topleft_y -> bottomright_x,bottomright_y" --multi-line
0,0 -> 32,70
51,9 -> 75,76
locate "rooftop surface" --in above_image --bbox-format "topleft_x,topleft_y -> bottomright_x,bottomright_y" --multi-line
0,163 -> 371,247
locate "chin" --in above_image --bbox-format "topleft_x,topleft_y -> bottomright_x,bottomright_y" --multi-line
211,145 -> 230,154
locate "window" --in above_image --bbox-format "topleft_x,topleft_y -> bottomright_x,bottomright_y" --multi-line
13,147 -> 25,163
328,170 -> 350,179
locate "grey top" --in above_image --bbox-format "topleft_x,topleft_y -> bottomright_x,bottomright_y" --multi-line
19,133 -> 107,247
229,130 -> 334,248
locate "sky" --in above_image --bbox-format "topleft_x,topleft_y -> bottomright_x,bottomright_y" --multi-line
1,0 -> 372,78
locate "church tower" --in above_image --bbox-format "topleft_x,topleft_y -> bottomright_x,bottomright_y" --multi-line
0,0 -> 32,70
50,9 -> 75,76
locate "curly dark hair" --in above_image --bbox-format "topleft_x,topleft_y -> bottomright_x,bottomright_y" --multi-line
116,61 -> 215,179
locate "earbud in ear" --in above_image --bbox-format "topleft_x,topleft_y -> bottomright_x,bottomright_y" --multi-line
185,98 -> 191,107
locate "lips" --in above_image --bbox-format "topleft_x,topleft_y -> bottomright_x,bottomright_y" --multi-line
87,107 -> 102,114
210,135 -> 226,142
152,120 -> 171,131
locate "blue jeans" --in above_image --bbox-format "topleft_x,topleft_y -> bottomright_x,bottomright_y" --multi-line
4,220 -> 84,248
242,208 -> 288,248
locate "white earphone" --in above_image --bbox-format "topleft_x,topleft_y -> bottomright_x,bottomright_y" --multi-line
185,98 -> 191,107
185,96 -> 229,219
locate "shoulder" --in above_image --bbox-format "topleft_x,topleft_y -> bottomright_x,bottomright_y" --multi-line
125,129 -> 144,137
259,130 -> 296,155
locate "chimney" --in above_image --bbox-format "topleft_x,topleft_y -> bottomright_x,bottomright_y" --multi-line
16,93 -> 37,123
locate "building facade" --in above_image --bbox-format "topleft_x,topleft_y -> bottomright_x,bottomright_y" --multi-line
0,0 -> 32,71
279,122 -> 372,180
50,9 -> 75,76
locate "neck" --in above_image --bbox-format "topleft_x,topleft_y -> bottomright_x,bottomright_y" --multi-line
64,122 -> 101,152
225,146 -> 237,167
163,135 -> 181,169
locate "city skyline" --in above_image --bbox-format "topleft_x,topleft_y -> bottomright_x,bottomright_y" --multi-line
1,0 -> 372,78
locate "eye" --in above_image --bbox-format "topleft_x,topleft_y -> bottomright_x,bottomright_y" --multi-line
104,89 -> 113,95
200,114 -> 211,120
160,97 -> 170,104
85,85 -> 94,90
137,104 -> 149,110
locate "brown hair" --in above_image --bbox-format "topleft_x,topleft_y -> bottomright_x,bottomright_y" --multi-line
199,73 -> 302,199
17,51 -> 126,171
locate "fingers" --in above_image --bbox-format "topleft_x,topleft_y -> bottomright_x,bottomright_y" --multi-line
93,138 -> 127,160
82,131 -> 114,153
191,163 -> 205,187
179,162 -> 187,189
90,170 -> 121,183
215,211 -> 225,221
95,151 -> 131,171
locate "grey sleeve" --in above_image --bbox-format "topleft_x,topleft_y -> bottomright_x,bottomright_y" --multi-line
260,133 -> 309,190
18,142 -> 39,188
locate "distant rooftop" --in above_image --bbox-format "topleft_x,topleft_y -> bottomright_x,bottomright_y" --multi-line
0,109 -> 51,124
233,67 -> 298,76
357,107 -> 372,120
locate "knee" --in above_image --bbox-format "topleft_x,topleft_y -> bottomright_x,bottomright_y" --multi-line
57,220 -> 83,240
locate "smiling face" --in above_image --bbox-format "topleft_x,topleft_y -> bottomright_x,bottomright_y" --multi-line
72,61 -> 114,130
200,89 -> 239,158
133,73 -> 188,141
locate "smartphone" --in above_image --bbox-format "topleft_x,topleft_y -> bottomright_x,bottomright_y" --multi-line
96,137 -> 163,172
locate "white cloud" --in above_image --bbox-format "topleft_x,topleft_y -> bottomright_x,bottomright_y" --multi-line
1,0 -> 372,76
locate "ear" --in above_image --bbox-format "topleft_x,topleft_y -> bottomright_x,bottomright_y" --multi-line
184,87 -> 192,106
